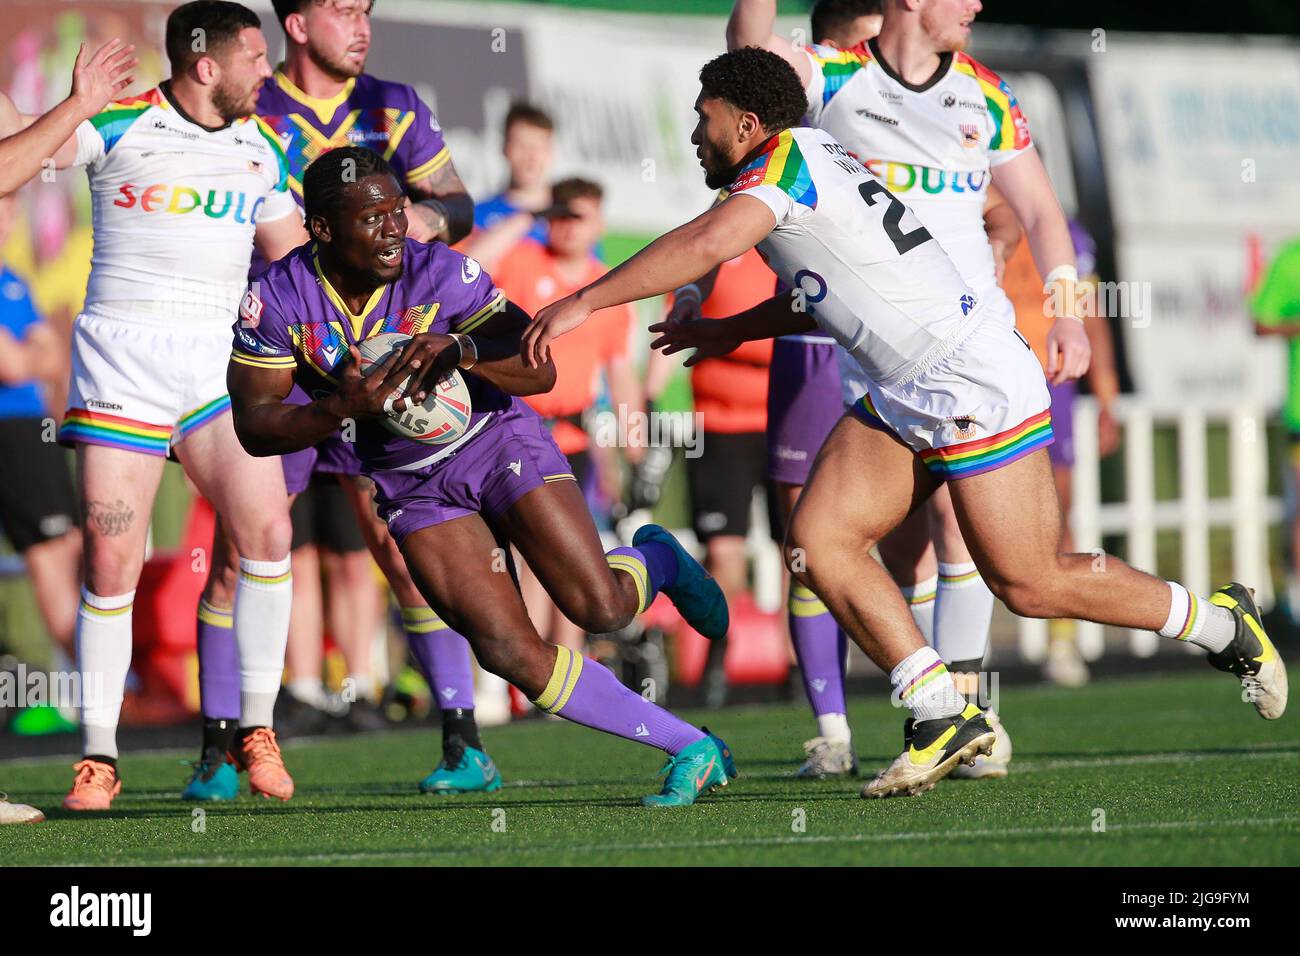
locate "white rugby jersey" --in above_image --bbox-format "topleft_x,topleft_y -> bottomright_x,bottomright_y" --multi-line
802,39 -> 1032,305
72,85 -> 297,323
725,126 -> 979,386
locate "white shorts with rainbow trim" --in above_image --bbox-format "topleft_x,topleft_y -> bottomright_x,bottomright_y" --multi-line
62,306 -> 232,457
849,315 -> 1053,480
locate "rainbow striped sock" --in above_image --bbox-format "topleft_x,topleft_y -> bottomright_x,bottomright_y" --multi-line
933,562 -> 994,663
890,646 -> 965,721
235,556 -> 292,727
1159,582 -> 1234,653
898,574 -> 937,645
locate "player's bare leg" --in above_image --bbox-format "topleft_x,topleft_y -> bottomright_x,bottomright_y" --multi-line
336,475 -> 498,792
1042,460 -> 1091,688
778,478 -> 857,778
399,483 -> 736,806
178,414 -> 296,799
786,416 -> 995,798
947,449 -> 1286,718
64,443 -> 165,810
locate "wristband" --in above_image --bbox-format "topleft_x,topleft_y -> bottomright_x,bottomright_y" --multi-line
1043,265 -> 1079,286
450,333 -> 477,370
676,283 -> 702,303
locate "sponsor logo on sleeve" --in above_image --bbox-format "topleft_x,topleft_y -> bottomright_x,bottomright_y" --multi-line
239,289 -> 264,326
461,256 -> 482,284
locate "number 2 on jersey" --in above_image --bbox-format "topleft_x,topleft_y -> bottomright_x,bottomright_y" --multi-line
858,180 -> 933,255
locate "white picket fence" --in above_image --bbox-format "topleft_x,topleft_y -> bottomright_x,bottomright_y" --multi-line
1016,396 -> 1282,662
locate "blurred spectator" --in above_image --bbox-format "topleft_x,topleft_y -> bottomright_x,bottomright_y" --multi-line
492,178 -> 643,651
1003,216 -> 1121,686
466,102 -> 555,272
650,249 -> 775,703
1251,233 -> 1300,623
0,192 -> 81,735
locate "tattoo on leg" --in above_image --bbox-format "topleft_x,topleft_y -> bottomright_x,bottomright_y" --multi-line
86,499 -> 135,537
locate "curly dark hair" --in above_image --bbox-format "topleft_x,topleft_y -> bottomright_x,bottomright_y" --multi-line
698,47 -> 808,133
303,146 -> 398,226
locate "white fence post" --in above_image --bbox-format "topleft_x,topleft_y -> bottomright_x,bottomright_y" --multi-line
1178,409 -> 1211,654
1230,407 -> 1273,609
1072,398 -> 1105,660
1125,406 -> 1159,657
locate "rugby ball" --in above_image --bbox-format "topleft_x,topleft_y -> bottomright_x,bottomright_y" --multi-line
356,332 -> 473,444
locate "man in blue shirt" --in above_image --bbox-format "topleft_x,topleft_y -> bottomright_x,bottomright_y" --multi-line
0,193 -> 82,728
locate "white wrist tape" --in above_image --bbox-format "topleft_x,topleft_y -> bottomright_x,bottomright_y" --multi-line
676,283 -> 702,302
1043,265 -> 1079,286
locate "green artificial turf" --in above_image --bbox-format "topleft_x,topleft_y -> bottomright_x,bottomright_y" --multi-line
2,671 -> 1297,866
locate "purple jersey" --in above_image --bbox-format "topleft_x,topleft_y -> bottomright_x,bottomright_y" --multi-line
254,71 -> 450,202
232,239 -> 513,471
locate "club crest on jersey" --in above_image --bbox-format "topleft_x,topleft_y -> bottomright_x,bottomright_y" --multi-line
960,124 -> 981,147
946,415 -> 979,441
461,257 -> 482,284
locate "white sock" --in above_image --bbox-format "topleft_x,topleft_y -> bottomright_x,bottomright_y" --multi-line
1158,582 -> 1234,652
816,712 -> 851,744
898,575 -> 937,645
76,588 -> 135,759
235,556 -> 293,727
286,676 -> 325,708
346,672 -> 376,703
891,646 -> 965,721
933,562 -> 995,663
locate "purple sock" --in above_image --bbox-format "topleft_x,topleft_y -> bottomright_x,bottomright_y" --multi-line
533,646 -> 704,755
606,544 -> 677,614
788,584 -> 848,717
197,600 -> 240,720
402,607 -> 476,709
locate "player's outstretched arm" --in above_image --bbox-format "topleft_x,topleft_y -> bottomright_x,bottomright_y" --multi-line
0,40 -> 136,197
393,301 -> 555,399
521,194 -> 776,367
993,149 -> 1090,385
726,0 -> 811,85
649,290 -> 816,367
228,349 -> 411,457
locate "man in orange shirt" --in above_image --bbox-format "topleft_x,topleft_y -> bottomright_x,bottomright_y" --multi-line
652,249 -> 775,703
490,178 -> 642,651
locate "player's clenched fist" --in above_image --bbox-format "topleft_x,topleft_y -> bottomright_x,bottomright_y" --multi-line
522,294 -> 592,367
1045,317 -> 1091,385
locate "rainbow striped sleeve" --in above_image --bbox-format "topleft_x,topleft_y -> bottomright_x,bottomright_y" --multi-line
88,90 -> 163,154
953,54 -> 1032,155
728,129 -> 818,211
921,409 -> 1054,479
251,115 -> 292,192
806,42 -> 873,108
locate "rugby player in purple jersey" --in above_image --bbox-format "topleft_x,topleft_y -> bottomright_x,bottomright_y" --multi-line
227,146 -> 738,807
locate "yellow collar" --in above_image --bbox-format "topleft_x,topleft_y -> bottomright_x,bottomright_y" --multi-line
312,245 -> 386,341
274,68 -> 356,126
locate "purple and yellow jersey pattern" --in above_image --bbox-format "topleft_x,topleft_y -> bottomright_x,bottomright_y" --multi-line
729,129 -> 818,210
232,240 -> 510,471
254,71 -> 450,201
